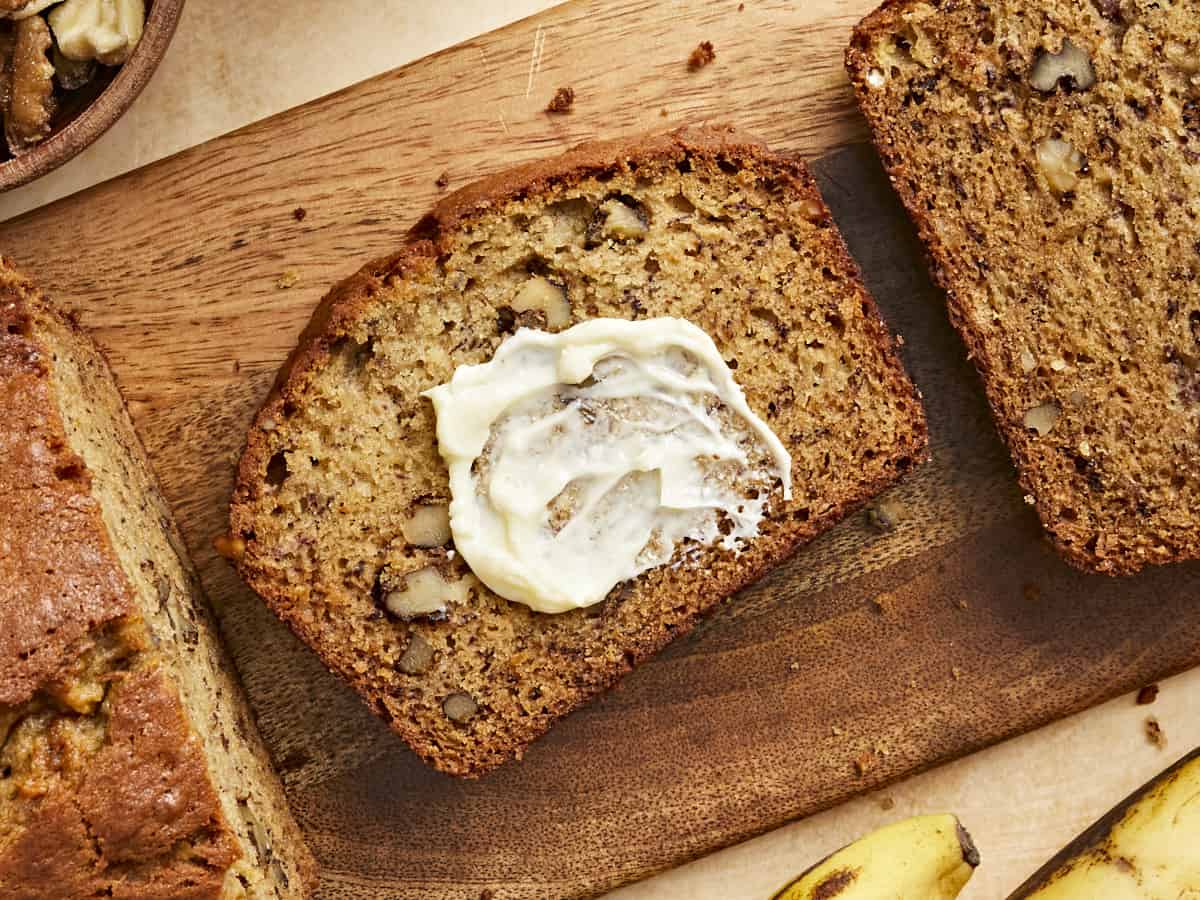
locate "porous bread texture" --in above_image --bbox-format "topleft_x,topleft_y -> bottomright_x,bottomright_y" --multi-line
847,0 -> 1200,574
230,125 -> 927,777
0,262 -> 315,898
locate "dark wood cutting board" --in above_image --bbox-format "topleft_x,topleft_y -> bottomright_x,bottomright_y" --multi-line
1,1 -> 1197,897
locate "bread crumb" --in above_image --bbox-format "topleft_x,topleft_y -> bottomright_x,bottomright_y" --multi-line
292,207 -> 307,222
1023,493 -> 1036,505
213,533 -> 246,561
738,1 -> 745,9
789,661 -> 800,671
1136,684 -> 1159,705
277,270 -> 300,290
479,891 -> 495,900
688,40 -> 716,70
952,666 -> 963,680
853,750 -> 877,776
1022,583 -> 1041,603
660,107 -> 669,117
878,794 -> 895,811
831,725 -> 845,737
1144,716 -> 1166,749
546,86 -> 575,114
871,591 -> 897,614
955,598 -> 969,610
867,499 -> 902,532
435,171 -> 450,189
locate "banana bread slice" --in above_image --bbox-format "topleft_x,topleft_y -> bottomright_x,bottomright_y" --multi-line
228,125 -> 928,777
0,261 -> 315,898
847,0 -> 1200,573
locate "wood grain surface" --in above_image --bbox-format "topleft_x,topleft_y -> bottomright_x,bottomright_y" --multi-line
1,1 -> 1197,897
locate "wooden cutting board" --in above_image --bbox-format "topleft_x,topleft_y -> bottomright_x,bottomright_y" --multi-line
3,1 -> 1198,897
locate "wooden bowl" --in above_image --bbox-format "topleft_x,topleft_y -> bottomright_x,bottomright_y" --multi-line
0,0 -> 185,192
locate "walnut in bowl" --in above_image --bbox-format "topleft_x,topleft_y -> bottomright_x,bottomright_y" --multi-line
0,0 -> 183,190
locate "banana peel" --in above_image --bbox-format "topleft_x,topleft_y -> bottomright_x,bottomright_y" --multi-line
1008,747 -> 1200,899
772,813 -> 979,900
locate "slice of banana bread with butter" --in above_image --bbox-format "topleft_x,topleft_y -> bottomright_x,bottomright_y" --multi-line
847,0 -> 1200,573
0,261 -> 315,898
228,125 -> 928,777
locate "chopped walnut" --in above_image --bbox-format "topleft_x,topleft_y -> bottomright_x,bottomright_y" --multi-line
546,86 -> 574,114
5,15 -> 55,155
381,567 -> 475,622
1023,401 -> 1061,436
1030,39 -> 1096,93
688,40 -> 715,70
49,0 -> 145,66
1144,715 -> 1166,749
51,45 -> 93,90
401,502 -> 452,548
511,276 -> 570,330
1036,138 -> 1084,194
443,691 -> 478,723
398,634 -> 435,675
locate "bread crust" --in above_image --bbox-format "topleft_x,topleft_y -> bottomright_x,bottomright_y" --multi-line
846,2 -> 1200,575
230,125 -> 928,776
0,261 -> 316,897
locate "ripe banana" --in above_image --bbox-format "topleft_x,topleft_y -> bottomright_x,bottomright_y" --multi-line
1008,747 -> 1200,899
772,813 -> 979,900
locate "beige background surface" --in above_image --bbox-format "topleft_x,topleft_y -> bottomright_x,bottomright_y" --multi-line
3,1 -> 1197,897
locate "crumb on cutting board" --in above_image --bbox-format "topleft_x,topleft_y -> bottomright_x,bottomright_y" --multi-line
688,40 -> 716,70
292,207 -> 307,222
1144,716 -> 1166,749
1136,684 -> 1159,705
276,270 -> 300,289
853,750 -> 877,777
435,171 -> 450,189
546,86 -> 575,113
866,498 -> 902,532
871,591 -> 897,615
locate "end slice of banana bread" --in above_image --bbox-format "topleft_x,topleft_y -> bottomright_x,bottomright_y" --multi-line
847,0 -> 1200,574
0,261 -> 315,898
228,125 -> 928,777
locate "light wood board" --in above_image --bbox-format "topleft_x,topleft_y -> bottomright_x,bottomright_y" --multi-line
2,1 -> 1198,897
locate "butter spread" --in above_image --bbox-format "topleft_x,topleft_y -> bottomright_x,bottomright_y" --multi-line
424,317 -> 792,614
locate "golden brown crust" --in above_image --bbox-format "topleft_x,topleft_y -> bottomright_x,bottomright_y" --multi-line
0,276 -> 134,707
846,1 -> 1200,575
0,667 -> 239,899
0,259 -> 314,897
231,125 -> 927,776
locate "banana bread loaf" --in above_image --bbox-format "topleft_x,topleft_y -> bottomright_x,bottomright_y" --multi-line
228,125 -> 928,777
847,0 -> 1200,573
0,261 -> 315,897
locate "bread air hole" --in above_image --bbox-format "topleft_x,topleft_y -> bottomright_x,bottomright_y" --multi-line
266,451 -> 289,486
